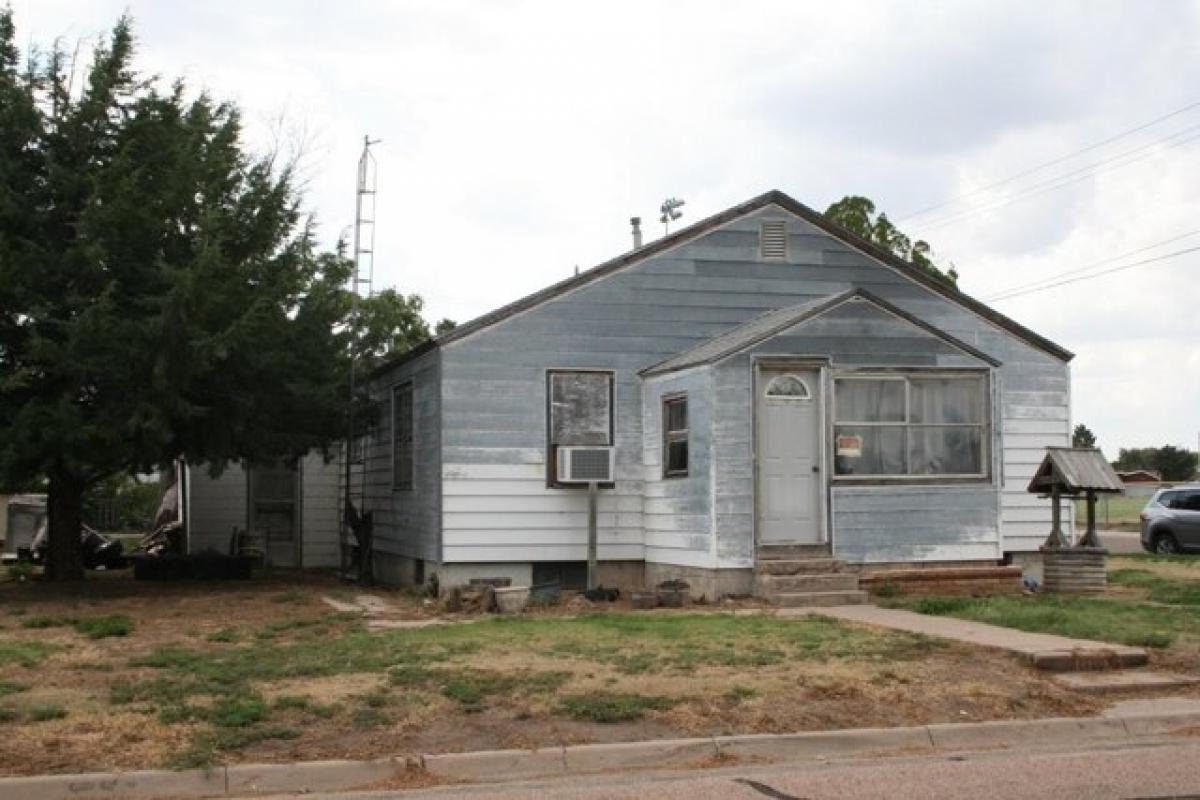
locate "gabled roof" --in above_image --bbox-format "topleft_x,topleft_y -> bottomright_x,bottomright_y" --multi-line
372,190 -> 1072,378
640,288 -> 1002,377
1028,447 -> 1124,494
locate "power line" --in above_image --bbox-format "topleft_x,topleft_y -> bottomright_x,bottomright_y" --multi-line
913,123 -> 1200,233
898,99 -> 1200,223
986,245 -> 1200,303
985,228 -> 1200,301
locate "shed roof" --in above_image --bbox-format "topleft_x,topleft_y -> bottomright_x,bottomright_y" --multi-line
1027,447 -> 1124,494
370,190 -> 1073,379
639,288 -> 1001,377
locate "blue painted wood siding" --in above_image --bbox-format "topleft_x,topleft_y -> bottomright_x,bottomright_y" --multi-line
383,204 -> 1069,565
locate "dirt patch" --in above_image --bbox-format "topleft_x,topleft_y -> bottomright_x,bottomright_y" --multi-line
0,573 -> 1145,777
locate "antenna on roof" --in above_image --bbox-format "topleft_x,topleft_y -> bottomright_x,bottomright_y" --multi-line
659,197 -> 685,235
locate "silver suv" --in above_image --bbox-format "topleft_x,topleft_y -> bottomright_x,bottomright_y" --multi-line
1140,485 -> 1200,554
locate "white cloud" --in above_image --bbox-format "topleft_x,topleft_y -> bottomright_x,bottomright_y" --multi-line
11,0 -> 1200,450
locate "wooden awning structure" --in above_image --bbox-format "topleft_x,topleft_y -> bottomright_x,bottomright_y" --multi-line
1027,447 -> 1122,549
1027,447 -> 1123,496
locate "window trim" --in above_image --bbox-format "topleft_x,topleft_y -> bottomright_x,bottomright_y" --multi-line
831,370 -> 991,484
661,392 -> 689,479
391,381 -> 414,492
545,368 -> 616,488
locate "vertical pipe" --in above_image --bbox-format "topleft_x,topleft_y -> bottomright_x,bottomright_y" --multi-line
587,481 -> 598,590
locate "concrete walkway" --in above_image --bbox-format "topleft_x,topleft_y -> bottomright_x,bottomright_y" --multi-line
791,605 -> 1148,670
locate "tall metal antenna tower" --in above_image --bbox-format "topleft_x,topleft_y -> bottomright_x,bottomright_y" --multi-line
343,134 -> 380,584
352,135 -> 380,300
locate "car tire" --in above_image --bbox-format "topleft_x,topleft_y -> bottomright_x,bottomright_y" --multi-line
1153,532 -> 1181,555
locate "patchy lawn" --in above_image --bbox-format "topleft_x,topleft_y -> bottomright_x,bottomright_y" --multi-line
0,572 -> 1103,776
884,554 -> 1200,670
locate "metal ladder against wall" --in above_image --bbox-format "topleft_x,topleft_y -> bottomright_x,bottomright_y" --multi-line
336,438 -> 370,581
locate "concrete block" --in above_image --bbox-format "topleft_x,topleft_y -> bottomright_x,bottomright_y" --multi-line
716,726 -> 933,761
226,757 -> 411,795
0,768 -> 226,800
423,747 -> 565,782
926,715 -> 1127,750
564,737 -> 718,772
1052,671 -> 1200,694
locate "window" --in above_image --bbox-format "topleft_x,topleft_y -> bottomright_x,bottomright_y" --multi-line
662,395 -> 688,477
833,374 -> 987,479
392,382 -> 414,490
547,370 -> 613,484
765,374 -> 811,400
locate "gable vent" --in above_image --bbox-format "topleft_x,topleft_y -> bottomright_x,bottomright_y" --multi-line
760,220 -> 788,260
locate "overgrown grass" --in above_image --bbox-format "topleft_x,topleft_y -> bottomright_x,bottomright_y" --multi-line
1108,569 -> 1200,606
22,613 -> 133,638
559,692 -> 678,723
888,594 -> 1197,649
75,614 -> 133,639
0,641 -> 60,667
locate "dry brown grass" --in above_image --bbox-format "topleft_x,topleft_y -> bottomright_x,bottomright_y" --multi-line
0,572 -> 1118,776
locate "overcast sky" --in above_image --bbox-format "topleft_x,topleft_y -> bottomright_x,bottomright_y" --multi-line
14,1 -> 1200,455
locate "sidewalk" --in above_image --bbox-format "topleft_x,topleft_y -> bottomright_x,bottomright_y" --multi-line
792,604 -> 1148,670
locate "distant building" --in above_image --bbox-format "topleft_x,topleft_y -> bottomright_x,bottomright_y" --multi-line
1116,469 -> 1161,483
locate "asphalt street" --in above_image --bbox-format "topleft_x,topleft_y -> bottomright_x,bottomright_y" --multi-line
272,737 -> 1200,800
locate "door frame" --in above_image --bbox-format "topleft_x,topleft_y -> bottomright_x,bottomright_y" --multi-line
752,356 -> 831,548
246,459 -> 304,568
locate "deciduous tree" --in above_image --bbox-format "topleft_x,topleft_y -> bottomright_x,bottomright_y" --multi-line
824,195 -> 958,286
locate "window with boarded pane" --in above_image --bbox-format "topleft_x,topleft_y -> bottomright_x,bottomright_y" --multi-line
392,382 -> 414,491
833,373 -> 987,479
662,395 -> 688,477
547,370 -> 613,484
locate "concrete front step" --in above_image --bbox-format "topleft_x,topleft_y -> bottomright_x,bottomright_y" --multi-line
756,544 -> 832,560
770,590 -> 869,607
756,558 -> 839,576
757,573 -> 862,593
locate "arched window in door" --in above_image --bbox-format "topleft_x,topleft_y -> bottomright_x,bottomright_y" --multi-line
764,374 -> 812,400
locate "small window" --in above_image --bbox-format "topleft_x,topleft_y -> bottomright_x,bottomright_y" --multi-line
548,370 -> 613,484
765,374 -> 811,400
761,220 -> 788,260
392,383 -> 414,490
663,395 -> 688,477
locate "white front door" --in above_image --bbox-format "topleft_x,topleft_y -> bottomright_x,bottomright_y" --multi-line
756,367 -> 824,544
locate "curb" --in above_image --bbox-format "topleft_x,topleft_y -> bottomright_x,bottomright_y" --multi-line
6,711 -> 1200,799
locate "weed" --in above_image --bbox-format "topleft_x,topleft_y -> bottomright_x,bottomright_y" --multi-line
559,692 -> 677,723
272,694 -> 311,711
874,579 -> 902,599
75,614 -> 133,639
209,697 -> 268,728
352,708 -> 389,729
29,704 -> 67,722
0,641 -> 59,667
23,615 -> 74,629
723,685 -> 758,703
207,627 -> 239,643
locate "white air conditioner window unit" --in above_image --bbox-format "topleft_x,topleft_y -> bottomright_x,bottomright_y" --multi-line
556,446 -> 615,483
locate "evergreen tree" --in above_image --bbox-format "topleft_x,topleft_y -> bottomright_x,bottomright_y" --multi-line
1072,423 -> 1097,448
0,14 -> 353,579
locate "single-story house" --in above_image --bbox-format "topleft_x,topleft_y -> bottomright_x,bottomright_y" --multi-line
352,190 -> 1074,598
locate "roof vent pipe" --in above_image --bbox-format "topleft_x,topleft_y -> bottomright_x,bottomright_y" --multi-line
630,217 -> 643,249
